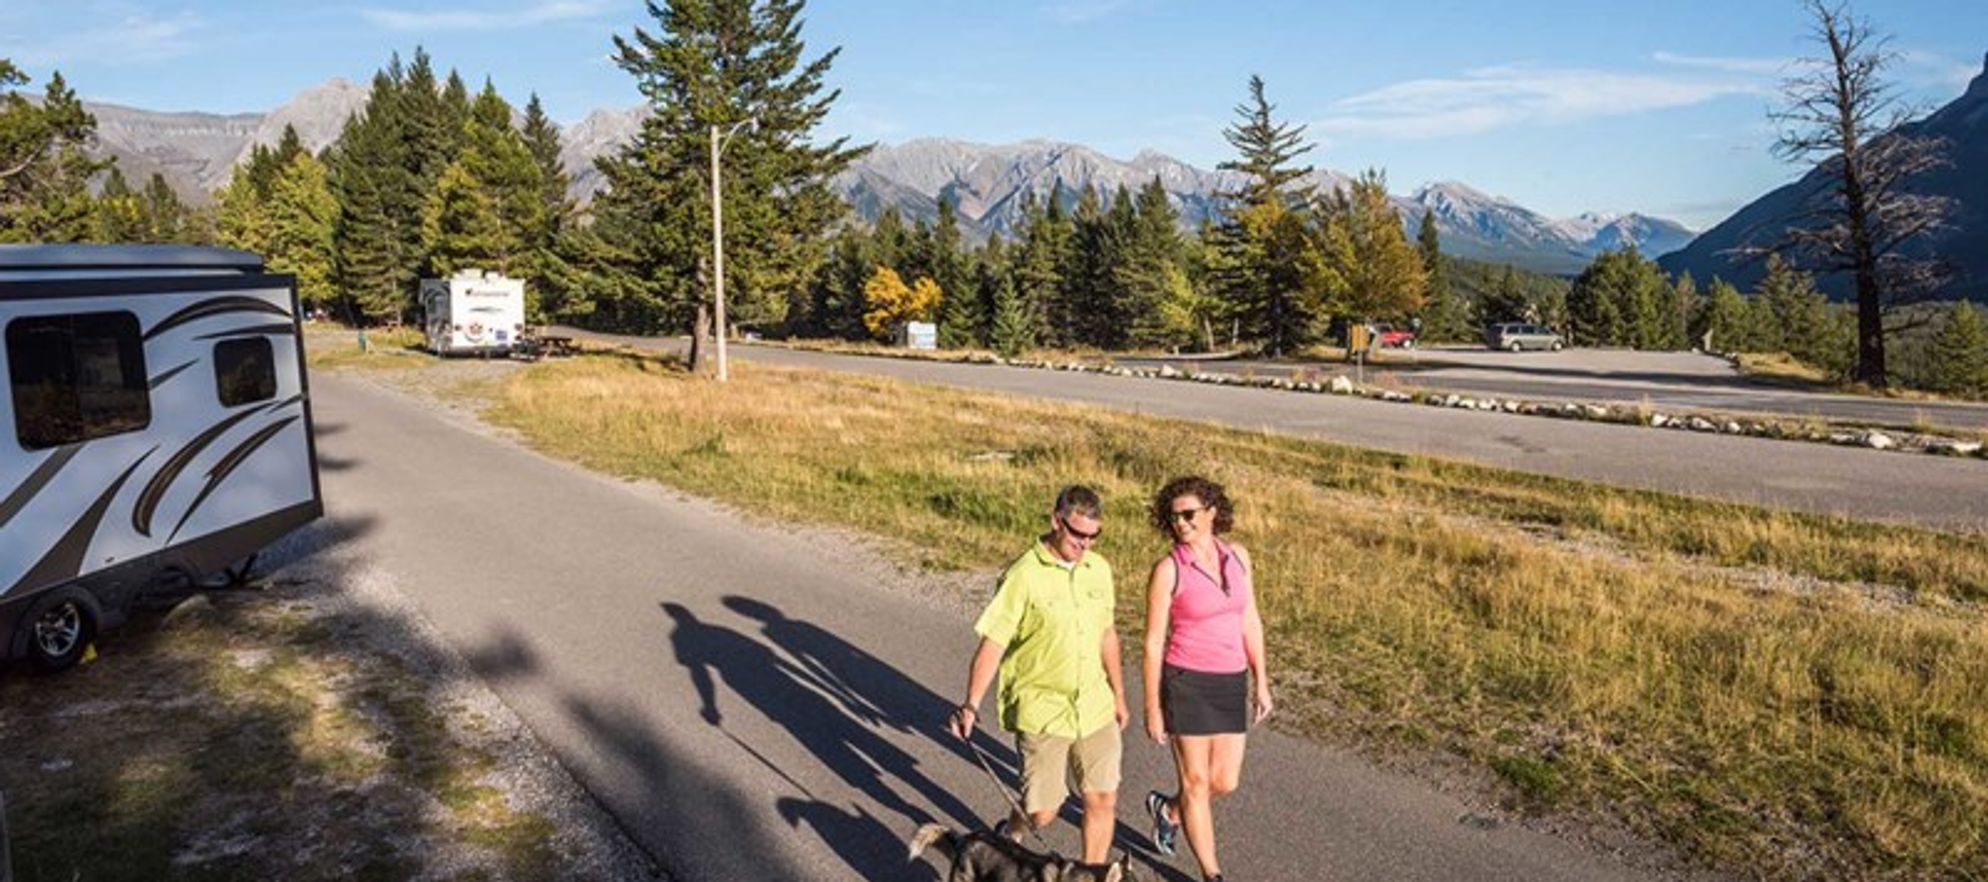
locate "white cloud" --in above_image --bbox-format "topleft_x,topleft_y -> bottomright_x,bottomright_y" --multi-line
360,1 -> 609,32
1041,0 -> 1134,24
1898,50 -> 1979,92
0,7 -> 201,66
1315,64 -> 1770,141
1652,51 -> 1790,75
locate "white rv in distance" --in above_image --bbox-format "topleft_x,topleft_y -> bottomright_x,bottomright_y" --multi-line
421,270 -> 526,356
0,245 -> 323,671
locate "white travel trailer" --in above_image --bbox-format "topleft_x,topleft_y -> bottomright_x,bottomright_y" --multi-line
0,245 -> 322,671
421,270 -> 526,356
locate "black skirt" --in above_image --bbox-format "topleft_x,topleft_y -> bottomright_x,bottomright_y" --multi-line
1160,665 -> 1250,736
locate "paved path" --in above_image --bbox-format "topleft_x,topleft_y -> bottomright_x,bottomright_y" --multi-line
1117,348 -> 1988,431
557,330 -> 1988,532
311,372 -> 1700,882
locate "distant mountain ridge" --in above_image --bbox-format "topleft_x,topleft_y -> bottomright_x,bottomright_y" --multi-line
54,82 -> 1694,272
1660,52 -> 1988,301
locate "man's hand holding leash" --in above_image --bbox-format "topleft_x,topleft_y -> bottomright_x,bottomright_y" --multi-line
948,703 -> 979,741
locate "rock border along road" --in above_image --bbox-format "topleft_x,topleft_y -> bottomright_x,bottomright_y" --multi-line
312,371 -> 1714,881
556,329 -> 1988,532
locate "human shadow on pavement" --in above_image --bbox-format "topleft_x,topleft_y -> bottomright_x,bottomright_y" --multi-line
705,596 -> 1197,882
665,601 -> 984,877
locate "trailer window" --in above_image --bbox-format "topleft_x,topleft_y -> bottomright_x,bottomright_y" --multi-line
213,337 -> 277,407
6,311 -> 151,450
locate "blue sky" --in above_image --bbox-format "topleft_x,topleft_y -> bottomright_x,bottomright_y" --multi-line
1,1 -> 1981,228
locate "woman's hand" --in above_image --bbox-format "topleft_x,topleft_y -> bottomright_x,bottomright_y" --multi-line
1253,683 -> 1274,726
1145,708 -> 1169,745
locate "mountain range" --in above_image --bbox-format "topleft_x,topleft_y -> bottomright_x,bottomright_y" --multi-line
67,79 -> 1695,275
1661,52 -> 1988,302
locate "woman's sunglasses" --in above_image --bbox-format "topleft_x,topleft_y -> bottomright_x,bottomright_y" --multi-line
1169,506 -> 1207,524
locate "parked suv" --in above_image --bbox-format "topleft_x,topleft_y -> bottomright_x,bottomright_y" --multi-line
1484,323 -> 1564,352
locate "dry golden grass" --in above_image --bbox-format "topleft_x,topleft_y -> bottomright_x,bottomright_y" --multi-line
303,325 -> 432,372
487,352 -> 1988,880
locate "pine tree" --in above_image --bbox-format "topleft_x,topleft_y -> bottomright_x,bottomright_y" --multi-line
1010,191 -> 1067,347
1480,264 -> 1533,326
422,161 -> 506,277
1926,302 -> 1988,396
329,66 -> 418,324
139,173 -> 187,242
1213,76 -> 1325,356
1318,170 -> 1427,326
1694,278 -> 1749,353
988,268 -> 1036,358
1570,249 -> 1671,347
1758,254 -> 1832,366
0,68 -> 101,242
264,152 -> 339,313
593,0 -> 867,336
94,166 -> 146,242
1120,176 -> 1195,349
930,198 -> 980,348
1417,209 -> 1467,342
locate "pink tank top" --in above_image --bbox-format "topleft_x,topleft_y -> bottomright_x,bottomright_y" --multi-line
1163,541 -> 1251,673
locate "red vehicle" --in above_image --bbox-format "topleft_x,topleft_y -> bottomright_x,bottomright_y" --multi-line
1373,324 -> 1418,349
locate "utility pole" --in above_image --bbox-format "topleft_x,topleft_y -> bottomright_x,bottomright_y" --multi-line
710,123 -> 729,383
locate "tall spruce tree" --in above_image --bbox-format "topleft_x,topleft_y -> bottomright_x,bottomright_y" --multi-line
929,198 -> 980,348
264,151 -> 339,314
1417,209 -> 1468,342
988,267 -> 1036,358
1213,76 -> 1323,356
329,66 -> 417,324
1758,253 -> 1833,367
593,0 -> 867,336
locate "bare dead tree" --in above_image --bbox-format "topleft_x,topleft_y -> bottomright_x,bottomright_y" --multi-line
1768,0 -> 1954,388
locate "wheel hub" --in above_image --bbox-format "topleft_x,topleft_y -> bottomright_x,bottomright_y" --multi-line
33,602 -> 81,658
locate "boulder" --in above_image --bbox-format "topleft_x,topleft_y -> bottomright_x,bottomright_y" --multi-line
1329,375 -> 1355,394
1863,432 -> 1896,451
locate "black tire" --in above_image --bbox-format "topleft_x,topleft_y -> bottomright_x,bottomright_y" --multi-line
22,591 -> 95,673
1508,340 -> 1523,353
1550,340 -> 1564,352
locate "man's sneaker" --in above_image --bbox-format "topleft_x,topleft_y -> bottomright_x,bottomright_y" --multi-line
1146,790 -> 1179,856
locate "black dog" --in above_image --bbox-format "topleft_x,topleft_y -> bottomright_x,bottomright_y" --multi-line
908,823 -> 1134,882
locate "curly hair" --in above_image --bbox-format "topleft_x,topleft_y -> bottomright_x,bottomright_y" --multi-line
1149,475 -> 1234,538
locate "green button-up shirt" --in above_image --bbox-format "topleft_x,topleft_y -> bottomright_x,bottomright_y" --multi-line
974,543 -> 1117,738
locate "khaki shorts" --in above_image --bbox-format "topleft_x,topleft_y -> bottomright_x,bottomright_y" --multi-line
1015,723 -> 1122,815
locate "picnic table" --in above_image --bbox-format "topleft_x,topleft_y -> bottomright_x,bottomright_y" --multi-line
519,328 -> 578,359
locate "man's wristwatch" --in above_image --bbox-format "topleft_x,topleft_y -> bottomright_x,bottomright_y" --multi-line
956,704 -> 977,719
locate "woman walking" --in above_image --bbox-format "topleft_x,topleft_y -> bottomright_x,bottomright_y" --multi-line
1142,476 -> 1270,882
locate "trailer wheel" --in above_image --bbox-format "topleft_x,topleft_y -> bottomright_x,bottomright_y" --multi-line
22,591 -> 95,673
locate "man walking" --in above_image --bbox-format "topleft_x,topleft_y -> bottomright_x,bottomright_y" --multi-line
949,485 -> 1129,864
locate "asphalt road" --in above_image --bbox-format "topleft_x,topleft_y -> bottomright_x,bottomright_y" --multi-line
1118,348 -> 1988,431
311,372 -> 1696,882
558,330 -> 1988,532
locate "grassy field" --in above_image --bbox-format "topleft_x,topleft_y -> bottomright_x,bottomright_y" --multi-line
485,351 -> 1988,880
0,575 -> 568,882
304,325 -> 432,371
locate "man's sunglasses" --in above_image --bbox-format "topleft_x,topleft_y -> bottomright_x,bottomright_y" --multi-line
1058,516 -> 1102,541
1169,506 -> 1208,524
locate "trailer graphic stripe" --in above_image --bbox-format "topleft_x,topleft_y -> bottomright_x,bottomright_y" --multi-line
194,322 -> 298,340
143,295 -> 291,341
147,359 -> 198,391
0,443 -> 83,530
4,447 -> 158,599
168,416 -> 301,543
132,403 -> 279,538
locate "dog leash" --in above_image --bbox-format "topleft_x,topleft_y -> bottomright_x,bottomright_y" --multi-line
964,736 -> 1064,860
